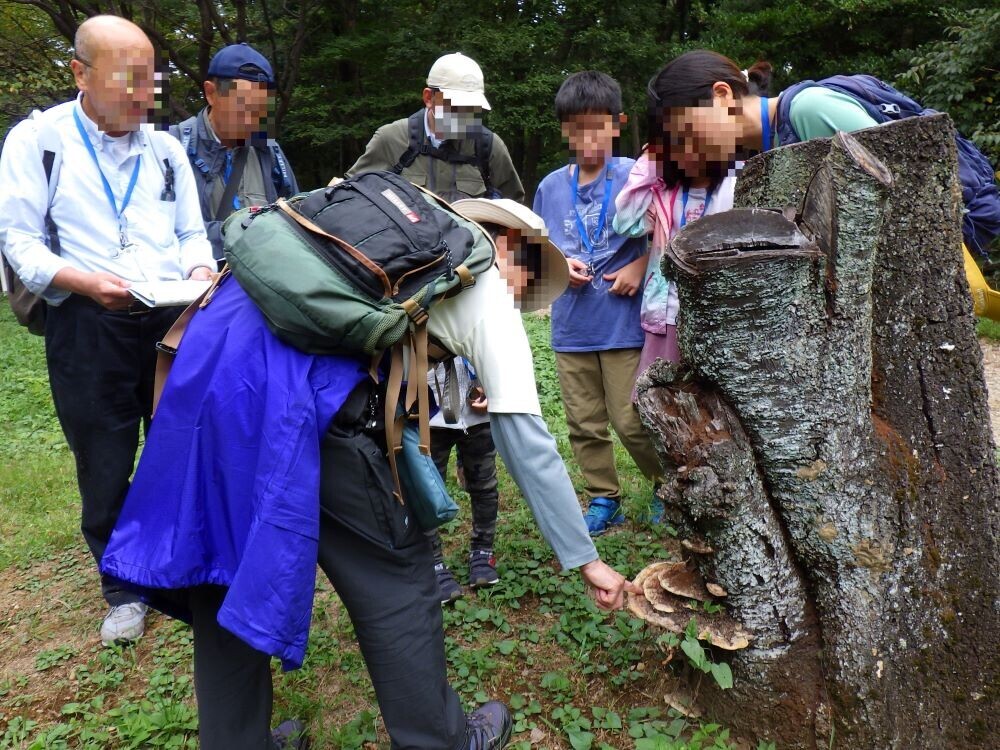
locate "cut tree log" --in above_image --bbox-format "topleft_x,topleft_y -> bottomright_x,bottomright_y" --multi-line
636,116 -> 999,748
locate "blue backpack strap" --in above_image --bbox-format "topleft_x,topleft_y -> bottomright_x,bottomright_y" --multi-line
178,119 -> 211,177
774,80 -> 816,146
270,143 -> 293,196
816,75 -> 924,121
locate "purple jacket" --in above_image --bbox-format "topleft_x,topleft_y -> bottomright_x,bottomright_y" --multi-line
101,276 -> 368,669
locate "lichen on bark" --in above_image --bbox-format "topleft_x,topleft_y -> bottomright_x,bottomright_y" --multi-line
637,116 -> 1000,748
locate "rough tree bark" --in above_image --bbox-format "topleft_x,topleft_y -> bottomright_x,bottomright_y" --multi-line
635,115 -> 999,748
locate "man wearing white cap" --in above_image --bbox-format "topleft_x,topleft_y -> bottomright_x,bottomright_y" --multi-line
346,52 -> 524,203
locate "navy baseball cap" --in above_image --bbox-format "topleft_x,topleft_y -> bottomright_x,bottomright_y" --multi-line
207,43 -> 274,85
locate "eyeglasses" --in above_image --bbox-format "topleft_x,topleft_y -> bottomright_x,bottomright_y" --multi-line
75,56 -> 159,93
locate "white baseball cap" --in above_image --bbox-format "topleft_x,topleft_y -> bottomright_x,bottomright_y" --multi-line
426,53 -> 491,111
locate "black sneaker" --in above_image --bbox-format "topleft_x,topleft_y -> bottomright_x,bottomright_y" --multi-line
271,719 -> 309,750
435,563 -> 463,604
468,550 -> 500,588
462,701 -> 512,749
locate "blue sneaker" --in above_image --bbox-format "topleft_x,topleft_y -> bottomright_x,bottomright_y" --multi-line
584,496 -> 625,536
646,490 -> 665,524
271,719 -> 309,749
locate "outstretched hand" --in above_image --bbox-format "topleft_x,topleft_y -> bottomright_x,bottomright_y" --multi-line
579,558 -> 642,611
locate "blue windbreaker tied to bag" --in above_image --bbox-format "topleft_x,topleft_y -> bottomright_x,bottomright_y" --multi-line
100,277 -> 368,670
777,75 -> 1000,257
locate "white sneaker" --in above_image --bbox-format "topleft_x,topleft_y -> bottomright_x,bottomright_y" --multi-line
100,602 -> 147,646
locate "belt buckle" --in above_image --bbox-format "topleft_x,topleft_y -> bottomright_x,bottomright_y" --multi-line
127,300 -> 152,316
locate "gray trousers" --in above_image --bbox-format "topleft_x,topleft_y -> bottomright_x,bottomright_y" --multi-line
190,421 -> 467,749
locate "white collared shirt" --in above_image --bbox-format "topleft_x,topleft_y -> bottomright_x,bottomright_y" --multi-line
0,95 -> 215,303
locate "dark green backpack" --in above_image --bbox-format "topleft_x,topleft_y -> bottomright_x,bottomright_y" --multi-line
222,170 -> 496,488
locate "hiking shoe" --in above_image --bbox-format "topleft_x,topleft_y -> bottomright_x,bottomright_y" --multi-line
462,700 -> 512,749
435,563 -> 463,604
648,496 -> 665,524
271,719 -> 310,750
468,550 -> 500,588
584,497 -> 625,536
100,602 -> 147,646
638,489 -> 665,525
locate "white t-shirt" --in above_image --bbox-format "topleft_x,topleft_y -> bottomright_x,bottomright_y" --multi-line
428,266 -> 542,416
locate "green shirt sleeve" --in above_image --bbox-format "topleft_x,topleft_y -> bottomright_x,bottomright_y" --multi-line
786,86 -> 880,142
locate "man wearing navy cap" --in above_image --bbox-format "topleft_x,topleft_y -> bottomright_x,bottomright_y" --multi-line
170,42 -> 298,262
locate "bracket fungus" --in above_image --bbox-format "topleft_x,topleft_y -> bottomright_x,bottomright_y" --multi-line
628,561 -> 752,651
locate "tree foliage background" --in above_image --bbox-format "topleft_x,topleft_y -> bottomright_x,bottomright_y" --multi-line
0,0 -> 996,199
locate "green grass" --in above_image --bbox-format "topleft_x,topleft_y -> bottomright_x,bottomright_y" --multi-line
0,304 -> 756,749
976,316 -> 1000,341
0,311 -> 79,570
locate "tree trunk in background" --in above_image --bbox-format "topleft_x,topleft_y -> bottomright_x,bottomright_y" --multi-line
636,115 -> 999,748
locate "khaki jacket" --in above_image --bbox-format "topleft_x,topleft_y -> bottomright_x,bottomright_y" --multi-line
345,111 -> 524,203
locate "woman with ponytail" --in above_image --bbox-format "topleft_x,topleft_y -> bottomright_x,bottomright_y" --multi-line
624,48 -> 1000,326
614,51 -> 772,380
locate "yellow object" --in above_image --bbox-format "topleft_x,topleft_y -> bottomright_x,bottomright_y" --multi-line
964,244 -> 1000,321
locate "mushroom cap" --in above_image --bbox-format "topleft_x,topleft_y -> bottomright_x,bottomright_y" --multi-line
629,561 -> 752,650
681,538 -> 714,555
657,561 -> 713,602
706,582 -> 728,598
643,573 -> 677,613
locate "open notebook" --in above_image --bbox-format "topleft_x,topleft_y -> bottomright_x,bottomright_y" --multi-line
128,280 -> 212,308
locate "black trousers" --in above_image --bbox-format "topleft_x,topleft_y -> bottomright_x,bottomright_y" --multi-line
426,423 -> 499,564
45,295 -> 181,606
190,415 -> 467,749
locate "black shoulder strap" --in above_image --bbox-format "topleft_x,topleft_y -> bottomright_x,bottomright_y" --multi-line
474,127 -> 495,197
216,148 -> 249,221
42,149 -> 55,182
41,149 -> 61,256
393,110 -> 426,174
394,111 -> 497,196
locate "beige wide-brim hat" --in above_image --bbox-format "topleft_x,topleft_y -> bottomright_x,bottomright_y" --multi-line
427,52 -> 491,111
452,198 -> 569,313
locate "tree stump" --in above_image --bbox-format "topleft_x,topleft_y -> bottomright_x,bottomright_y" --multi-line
635,115 -> 999,748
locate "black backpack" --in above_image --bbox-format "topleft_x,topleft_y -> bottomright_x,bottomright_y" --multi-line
223,171 -> 497,499
392,110 -> 500,199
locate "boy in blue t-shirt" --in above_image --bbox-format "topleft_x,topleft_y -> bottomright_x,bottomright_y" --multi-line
533,71 -> 662,535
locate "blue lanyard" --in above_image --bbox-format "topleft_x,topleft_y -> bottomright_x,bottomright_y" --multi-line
73,108 -> 142,241
462,358 -> 477,381
571,163 -> 614,264
760,97 -> 772,152
223,151 -> 241,210
679,185 -> 715,228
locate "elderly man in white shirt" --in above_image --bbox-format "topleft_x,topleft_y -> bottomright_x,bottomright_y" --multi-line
0,15 -> 214,645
